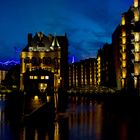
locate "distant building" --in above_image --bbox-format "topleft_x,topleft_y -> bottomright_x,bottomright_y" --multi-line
69,58 -> 97,88
20,32 -> 68,93
97,44 -> 116,88
0,70 -> 8,84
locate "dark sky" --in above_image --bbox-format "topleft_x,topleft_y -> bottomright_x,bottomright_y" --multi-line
0,0 -> 133,62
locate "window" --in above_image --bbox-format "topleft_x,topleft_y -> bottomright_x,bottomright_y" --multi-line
134,10 -> 139,22
135,43 -> 139,52
122,37 -> 126,44
122,53 -> 126,60
34,76 -> 38,79
135,33 -> 139,42
122,30 -> 126,37
122,70 -> 126,78
134,0 -> 138,7
122,16 -> 125,25
45,76 -> 49,80
30,76 -> 33,79
122,61 -> 126,68
41,76 -> 44,79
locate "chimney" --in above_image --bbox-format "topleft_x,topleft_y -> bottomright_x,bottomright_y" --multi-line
28,33 -> 32,46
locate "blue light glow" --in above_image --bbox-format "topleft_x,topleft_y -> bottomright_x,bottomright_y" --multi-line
0,60 -> 19,66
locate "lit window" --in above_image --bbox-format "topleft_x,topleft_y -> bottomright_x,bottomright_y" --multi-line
122,53 -> 126,60
135,53 -> 140,61
122,37 -> 126,44
122,61 -> 126,67
122,16 -> 125,25
135,43 -> 139,52
45,76 -> 49,79
51,69 -> 54,73
135,33 -> 140,42
41,76 -> 44,79
34,76 -> 38,79
134,0 -> 138,7
122,70 -> 126,78
58,78 -> 61,83
121,79 -> 125,88
98,56 -> 101,61
30,76 -> 33,79
134,10 -> 139,21
134,64 -> 140,75
40,83 -> 43,87
122,45 -> 126,52
122,30 -> 126,37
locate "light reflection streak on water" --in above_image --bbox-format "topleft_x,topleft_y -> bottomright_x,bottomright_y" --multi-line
89,100 -> 93,137
0,94 -> 11,140
94,103 -> 103,140
35,129 -> 38,140
68,97 -> 103,140
120,122 -> 127,140
54,122 -> 59,140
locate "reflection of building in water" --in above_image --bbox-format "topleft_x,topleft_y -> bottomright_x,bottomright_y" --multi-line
20,32 -> 68,93
54,122 -> 59,140
0,70 -> 8,84
68,97 -> 103,140
94,104 -> 103,140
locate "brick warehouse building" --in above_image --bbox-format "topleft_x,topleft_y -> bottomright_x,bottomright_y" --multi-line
112,0 -> 140,91
69,58 -> 97,88
20,32 -> 68,94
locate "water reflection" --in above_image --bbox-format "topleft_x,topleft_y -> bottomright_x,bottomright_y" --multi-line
1,94 -> 140,140
68,97 -> 103,140
0,94 -> 12,140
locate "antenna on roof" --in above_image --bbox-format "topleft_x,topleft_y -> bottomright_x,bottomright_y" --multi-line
72,56 -> 75,63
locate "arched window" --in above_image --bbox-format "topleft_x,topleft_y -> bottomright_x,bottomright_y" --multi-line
42,57 -> 46,64
24,57 -> 30,63
54,58 -> 58,68
46,57 -> 51,65
31,57 -> 37,66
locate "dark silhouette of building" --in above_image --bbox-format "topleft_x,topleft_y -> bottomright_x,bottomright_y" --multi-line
97,44 -> 116,88
112,25 -> 122,90
24,69 -> 54,95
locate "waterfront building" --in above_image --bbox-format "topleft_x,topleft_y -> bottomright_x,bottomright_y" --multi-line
0,70 -> 8,84
68,58 -> 97,88
112,25 -> 122,90
97,44 -> 116,88
119,0 -> 140,91
20,32 -> 68,93
111,0 -> 140,92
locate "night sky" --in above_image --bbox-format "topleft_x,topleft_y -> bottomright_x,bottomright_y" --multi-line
0,0 -> 133,62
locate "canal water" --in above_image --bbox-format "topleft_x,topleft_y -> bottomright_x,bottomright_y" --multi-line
0,94 -> 140,140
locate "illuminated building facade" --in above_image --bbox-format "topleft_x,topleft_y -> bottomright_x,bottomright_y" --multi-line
119,0 -> 140,91
69,58 -> 97,88
112,25 -> 122,90
133,0 -> 140,90
120,11 -> 134,90
97,44 -> 116,88
20,32 -> 68,93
